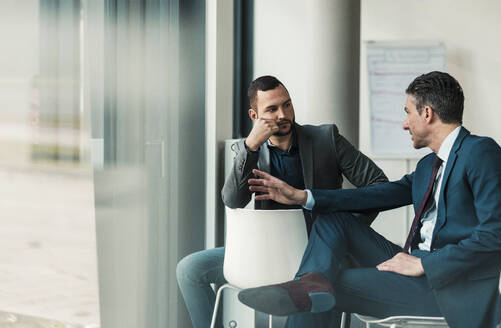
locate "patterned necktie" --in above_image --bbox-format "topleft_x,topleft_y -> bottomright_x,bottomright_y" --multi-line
403,156 -> 443,253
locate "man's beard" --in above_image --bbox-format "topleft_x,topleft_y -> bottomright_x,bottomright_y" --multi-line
273,118 -> 294,136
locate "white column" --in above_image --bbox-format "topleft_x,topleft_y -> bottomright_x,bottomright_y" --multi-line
205,0 -> 234,249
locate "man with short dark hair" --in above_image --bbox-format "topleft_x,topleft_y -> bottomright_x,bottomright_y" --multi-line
238,71 -> 501,328
176,75 -> 388,327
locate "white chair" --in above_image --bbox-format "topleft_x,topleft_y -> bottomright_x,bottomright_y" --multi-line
347,313 -> 447,327
210,207 -> 308,328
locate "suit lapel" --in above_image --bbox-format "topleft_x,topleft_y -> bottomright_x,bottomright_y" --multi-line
257,141 -> 270,173
432,127 -> 470,238
255,141 -> 271,209
295,124 -> 314,189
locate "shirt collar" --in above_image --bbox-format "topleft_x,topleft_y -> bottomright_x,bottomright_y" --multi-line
436,126 -> 462,162
266,128 -> 297,153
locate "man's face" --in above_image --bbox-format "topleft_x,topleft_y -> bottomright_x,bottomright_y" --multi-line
253,84 -> 295,136
403,95 -> 429,149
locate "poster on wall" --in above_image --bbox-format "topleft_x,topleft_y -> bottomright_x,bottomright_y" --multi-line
367,42 -> 446,157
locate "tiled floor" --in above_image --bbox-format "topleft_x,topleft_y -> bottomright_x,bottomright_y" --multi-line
0,164 -> 100,327
0,310 -> 92,328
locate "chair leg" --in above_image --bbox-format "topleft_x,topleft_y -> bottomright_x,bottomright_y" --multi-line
210,283 -> 229,328
210,283 -> 242,328
340,312 -> 346,328
268,314 -> 273,328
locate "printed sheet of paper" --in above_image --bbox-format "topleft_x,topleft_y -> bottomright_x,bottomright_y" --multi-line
367,43 -> 446,156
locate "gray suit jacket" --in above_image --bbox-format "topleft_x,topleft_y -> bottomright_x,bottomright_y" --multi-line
221,123 -> 388,224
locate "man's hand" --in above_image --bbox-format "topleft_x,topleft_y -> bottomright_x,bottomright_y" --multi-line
377,252 -> 425,277
245,118 -> 279,151
248,169 -> 307,206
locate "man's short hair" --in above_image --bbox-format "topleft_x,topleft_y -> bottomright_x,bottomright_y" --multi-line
406,71 -> 464,124
248,75 -> 289,110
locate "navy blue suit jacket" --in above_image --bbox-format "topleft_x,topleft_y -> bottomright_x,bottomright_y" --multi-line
312,127 -> 501,328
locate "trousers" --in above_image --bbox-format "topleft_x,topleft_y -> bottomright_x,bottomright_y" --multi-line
289,212 -> 442,324
176,246 -> 343,328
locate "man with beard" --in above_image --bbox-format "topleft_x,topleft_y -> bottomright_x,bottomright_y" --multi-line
176,75 -> 388,328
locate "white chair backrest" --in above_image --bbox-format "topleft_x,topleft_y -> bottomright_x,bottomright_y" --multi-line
223,207 -> 308,289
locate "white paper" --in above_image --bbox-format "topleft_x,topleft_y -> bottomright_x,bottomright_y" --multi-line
367,43 -> 446,156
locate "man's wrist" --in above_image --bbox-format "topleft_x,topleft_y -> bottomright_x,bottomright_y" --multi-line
303,189 -> 315,210
296,190 -> 308,206
245,138 -> 261,152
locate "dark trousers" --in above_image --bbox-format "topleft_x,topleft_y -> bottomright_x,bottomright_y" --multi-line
285,212 -> 442,328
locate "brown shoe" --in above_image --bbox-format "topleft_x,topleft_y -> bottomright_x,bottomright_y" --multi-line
237,272 -> 335,316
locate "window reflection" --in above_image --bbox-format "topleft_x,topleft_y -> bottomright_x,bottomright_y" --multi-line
0,0 -> 99,326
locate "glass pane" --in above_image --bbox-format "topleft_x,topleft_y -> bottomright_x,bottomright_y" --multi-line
0,0 -> 100,326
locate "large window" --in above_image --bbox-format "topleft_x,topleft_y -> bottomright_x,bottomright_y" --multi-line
86,1 -> 206,327
0,0 -> 99,326
0,0 -> 205,327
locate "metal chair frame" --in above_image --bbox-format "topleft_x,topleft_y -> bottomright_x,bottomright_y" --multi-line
210,283 -> 274,328
350,313 -> 448,328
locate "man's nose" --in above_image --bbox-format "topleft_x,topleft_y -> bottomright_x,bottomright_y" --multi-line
402,119 -> 409,130
276,107 -> 286,119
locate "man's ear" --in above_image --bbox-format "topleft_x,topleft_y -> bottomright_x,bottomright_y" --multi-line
423,105 -> 434,123
249,108 -> 258,121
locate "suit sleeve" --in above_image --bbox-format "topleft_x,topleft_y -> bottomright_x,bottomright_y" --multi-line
312,172 -> 414,214
421,138 -> 501,290
221,140 -> 260,208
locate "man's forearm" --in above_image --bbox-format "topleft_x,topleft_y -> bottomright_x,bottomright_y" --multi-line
312,176 -> 413,214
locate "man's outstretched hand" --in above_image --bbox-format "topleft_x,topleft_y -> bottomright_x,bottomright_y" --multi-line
248,169 -> 308,206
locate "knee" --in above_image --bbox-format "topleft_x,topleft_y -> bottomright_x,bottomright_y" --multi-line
176,252 -> 200,285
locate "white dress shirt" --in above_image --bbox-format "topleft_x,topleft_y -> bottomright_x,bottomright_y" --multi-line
418,126 -> 461,251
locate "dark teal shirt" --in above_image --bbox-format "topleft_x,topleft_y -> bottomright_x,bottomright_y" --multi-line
266,132 -> 305,210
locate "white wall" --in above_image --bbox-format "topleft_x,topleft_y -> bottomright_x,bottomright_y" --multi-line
253,0 -> 360,144
360,0 -> 501,153
360,0 -> 501,245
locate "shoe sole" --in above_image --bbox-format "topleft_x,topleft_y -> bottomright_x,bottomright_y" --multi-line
238,287 -> 335,316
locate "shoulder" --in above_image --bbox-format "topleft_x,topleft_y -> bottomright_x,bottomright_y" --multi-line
296,123 -> 340,139
416,152 -> 436,169
461,133 -> 500,154
460,134 -> 501,173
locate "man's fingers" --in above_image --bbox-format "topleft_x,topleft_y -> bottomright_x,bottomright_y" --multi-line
376,259 -> 389,267
252,170 -> 283,187
248,178 -> 265,185
252,169 -> 273,179
248,178 -> 277,189
258,118 -> 278,123
255,194 -> 271,201
377,262 -> 397,272
249,185 -> 268,193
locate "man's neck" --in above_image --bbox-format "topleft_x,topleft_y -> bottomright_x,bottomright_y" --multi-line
269,133 -> 293,151
429,123 -> 461,154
